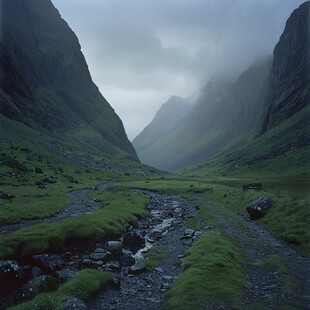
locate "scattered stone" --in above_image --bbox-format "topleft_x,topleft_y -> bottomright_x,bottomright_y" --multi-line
64,296 -> 88,310
154,266 -> 164,273
246,197 -> 275,220
110,277 -> 121,290
56,268 -> 76,282
243,182 -> 263,191
119,254 -> 135,267
182,229 -> 195,239
90,252 -> 108,261
129,262 -> 146,275
35,167 -> 43,174
0,191 -> 15,199
107,241 -> 123,258
31,267 -> 42,277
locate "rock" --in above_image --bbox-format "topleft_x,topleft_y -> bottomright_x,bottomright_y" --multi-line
64,296 -> 88,310
182,229 -> 195,239
119,254 -> 135,267
42,177 -> 57,184
35,167 -> 43,174
246,197 -> 275,220
0,191 -> 15,199
90,252 -> 108,261
110,277 -> 121,290
154,267 -> 164,273
123,232 -> 145,251
21,275 -> 59,301
243,182 -> 262,191
31,267 -> 42,277
47,255 -> 64,271
105,261 -> 120,271
128,262 -> 146,275
0,260 -> 24,296
56,268 -> 76,282
107,241 -> 123,257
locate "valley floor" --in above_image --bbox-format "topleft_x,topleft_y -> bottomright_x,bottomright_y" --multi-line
2,178 -> 309,310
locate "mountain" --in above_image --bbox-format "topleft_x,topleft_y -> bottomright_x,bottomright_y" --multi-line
134,56 -> 272,170
261,1 -> 310,133
133,94 -> 195,165
0,0 -> 137,158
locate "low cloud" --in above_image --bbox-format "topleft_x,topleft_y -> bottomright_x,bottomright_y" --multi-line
52,0 -> 305,140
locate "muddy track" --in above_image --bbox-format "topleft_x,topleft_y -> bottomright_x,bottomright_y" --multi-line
199,198 -> 310,309
0,183 -> 113,235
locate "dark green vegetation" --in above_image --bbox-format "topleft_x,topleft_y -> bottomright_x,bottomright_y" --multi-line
0,186 -> 148,258
164,231 -> 245,309
0,0 -> 136,157
9,269 -> 112,310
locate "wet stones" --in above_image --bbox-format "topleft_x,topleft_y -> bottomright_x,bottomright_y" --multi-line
107,241 -> 123,258
182,229 -> 195,239
119,254 -> 135,267
129,262 -> 146,275
246,197 -> 275,220
64,296 -> 88,310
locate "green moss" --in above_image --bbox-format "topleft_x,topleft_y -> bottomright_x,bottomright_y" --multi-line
9,269 -> 112,310
163,231 -> 245,309
141,259 -> 158,272
0,188 -> 148,258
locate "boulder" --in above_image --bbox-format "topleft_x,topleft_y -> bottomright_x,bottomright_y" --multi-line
128,262 -> 146,275
20,275 -> 59,301
35,167 -> 43,174
123,232 -> 145,251
31,267 -> 42,277
246,197 -> 275,220
90,252 -> 108,261
107,241 -> 123,258
56,268 -> 76,282
243,182 -> 262,191
119,254 -> 135,267
0,260 -> 24,296
64,296 -> 88,310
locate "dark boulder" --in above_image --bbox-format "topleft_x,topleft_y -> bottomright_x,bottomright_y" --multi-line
119,254 -> 135,267
246,197 -> 275,220
243,182 -> 262,191
123,232 -> 145,251
20,275 -> 59,301
35,168 -> 43,174
107,241 -> 123,258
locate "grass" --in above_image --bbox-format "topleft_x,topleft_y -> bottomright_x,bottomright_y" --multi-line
8,269 -> 112,310
145,245 -> 169,261
163,231 -> 245,309
0,187 -> 148,259
258,255 -> 298,296
141,259 -> 158,271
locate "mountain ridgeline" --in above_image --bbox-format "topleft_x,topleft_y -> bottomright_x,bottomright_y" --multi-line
0,0 -> 136,158
134,1 -> 310,171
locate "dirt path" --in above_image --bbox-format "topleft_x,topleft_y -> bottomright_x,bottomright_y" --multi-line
200,199 -> 310,309
0,183 -> 113,235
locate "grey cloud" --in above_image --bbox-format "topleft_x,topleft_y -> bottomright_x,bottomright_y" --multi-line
52,0 -> 305,139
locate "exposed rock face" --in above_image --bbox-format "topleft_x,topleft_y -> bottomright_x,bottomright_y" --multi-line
261,1 -> 310,133
0,0 -> 136,158
246,197 -> 275,220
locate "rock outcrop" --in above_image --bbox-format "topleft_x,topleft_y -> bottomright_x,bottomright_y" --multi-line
0,0 -> 137,158
260,1 -> 310,133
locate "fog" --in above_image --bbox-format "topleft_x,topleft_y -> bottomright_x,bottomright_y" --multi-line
52,0 -> 305,140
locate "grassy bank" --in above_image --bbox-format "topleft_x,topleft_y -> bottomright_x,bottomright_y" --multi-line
0,187 -> 148,259
8,269 -> 112,310
163,205 -> 245,309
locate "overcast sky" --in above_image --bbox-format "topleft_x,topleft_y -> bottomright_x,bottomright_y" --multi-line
52,0 -> 305,140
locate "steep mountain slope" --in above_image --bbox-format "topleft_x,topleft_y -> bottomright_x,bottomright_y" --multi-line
261,1 -> 310,133
135,57 -> 272,170
181,1 -> 310,178
0,0 -> 136,158
133,95 -> 194,163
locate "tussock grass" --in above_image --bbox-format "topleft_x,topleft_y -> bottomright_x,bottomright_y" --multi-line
0,188 -> 148,258
8,269 -> 112,310
163,231 -> 245,309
